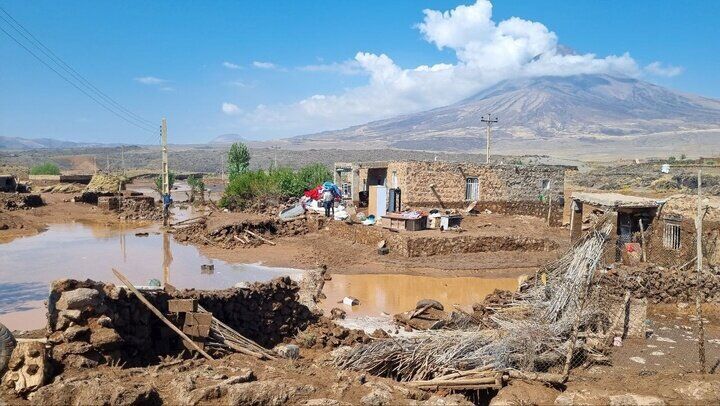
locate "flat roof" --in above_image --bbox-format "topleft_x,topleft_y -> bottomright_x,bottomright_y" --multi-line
572,192 -> 660,209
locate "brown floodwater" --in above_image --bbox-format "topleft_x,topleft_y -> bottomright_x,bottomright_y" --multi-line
320,274 -> 518,317
0,220 -> 303,331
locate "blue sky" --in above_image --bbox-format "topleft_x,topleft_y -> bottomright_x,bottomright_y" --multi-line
1,0 -> 718,144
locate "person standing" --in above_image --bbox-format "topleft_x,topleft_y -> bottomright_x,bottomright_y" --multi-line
322,188 -> 334,218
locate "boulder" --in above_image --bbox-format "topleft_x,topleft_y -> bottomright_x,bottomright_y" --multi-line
275,344 -> 300,360
89,327 -> 123,350
55,288 -> 101,311
416,299 -> 444,311
490,380 -> 560,406
2,341 -> 48,395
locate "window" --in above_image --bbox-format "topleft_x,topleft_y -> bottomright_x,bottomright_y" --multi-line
341,182 -> 352,197
663,222 -> 681,250
465,177 -> 479,201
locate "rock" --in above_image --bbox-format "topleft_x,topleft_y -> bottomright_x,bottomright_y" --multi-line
55,288 -> 101,311
370,329 -> 390,338
225,379 -> 312,406
2,341 -> 48,395
63,326 -> 90,342
275,344 -> 300,360
361,383 -> 393,406
330,308 -> 346,320
418,394 -> 474,405
89,327 -> 123,350
673,380 -> 720,402
490,380 -> 559,406
96,315 -> 113,328
32,379 -> 160,406
305,399 -> 352,406
555,389 -> 611,405
52,341 -> 92,360
608,394 -> 665,406
416,299 -> 444,311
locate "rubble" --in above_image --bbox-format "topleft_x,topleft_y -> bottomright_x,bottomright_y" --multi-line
598,265 -> 720,303
0,193 -> 43,210
295,317 -> 370,350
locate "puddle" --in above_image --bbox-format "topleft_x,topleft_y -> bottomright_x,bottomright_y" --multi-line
320,273 -> 517,318
0,221 -> 303,331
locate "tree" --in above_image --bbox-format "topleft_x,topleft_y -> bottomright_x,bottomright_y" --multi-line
29,162 -> 60,175
187,174 -> 206,203
228,142 -> 250,179
154,171 -> 176,194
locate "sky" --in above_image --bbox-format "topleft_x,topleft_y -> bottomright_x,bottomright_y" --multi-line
1,0 -> 718,144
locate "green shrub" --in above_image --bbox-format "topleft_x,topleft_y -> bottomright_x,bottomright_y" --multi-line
220,163 -> 332,209
29,162 -> 60,175
154,171 -> 176,194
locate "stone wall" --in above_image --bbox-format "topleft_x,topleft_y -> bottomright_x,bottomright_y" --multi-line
46,277 -> 316,370
386,161 -> 571,209
471,201 -> 565,227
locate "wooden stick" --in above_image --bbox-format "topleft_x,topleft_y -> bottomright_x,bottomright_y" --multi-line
638,219 -> 647,262
112,268 -> 214,361
171,216 -> 205,226
507,370 -> 565,385
245,230 -> 276,246
233,235 -> 246,245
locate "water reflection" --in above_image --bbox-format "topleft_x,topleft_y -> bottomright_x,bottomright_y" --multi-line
320,274 -> 518,317
0,282 -> 47,313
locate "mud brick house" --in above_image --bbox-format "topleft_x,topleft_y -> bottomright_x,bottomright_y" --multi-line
334,161 -> 576,225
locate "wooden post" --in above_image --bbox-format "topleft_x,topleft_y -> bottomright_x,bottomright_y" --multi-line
111,268 -> 214,361
638,219 -> 647,262
695,169 -> 706,373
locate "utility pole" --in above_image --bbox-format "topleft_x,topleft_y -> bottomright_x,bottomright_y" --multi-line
481,114 -> 498,164
121,145 -> 125,177
161,118 -> 170,226
106,153 -> 110,173
695,169 -> 706,373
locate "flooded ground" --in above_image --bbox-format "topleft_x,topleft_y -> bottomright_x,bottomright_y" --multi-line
0,220 -> 303,331
320,273 -> 517,317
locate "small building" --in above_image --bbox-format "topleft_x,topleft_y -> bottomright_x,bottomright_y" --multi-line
335,161 -> 576,225
0,174 -> 18,192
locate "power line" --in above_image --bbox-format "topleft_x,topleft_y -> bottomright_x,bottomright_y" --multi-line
0,11 -> 158,135
0,7 -> 156,128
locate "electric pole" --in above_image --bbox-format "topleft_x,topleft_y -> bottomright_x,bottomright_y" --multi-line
481,114 -> 498,164
695,169 -> 706,373
161,118 -> 170,226
121,145 -> 125,176
106,153 -> 110,173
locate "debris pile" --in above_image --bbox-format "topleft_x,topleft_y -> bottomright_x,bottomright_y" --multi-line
335,219 -> 616,387
294,317 -> 370,349
0,193 -> 43,210
85,174 -> 125,193
173,217 -> 309,248
46,276 -> 316,369
39,183 -> 85,194
118,196 -> 161,221
175,276 -> 317,348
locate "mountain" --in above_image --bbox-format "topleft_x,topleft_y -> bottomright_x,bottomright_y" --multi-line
293,74 -> 720,152
209,133 -> 248,144
0,136 -> 92,150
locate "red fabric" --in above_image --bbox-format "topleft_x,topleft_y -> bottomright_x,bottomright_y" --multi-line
304,185 -> 323,201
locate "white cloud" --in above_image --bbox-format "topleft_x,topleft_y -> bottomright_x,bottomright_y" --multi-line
222,61 -> 242,70
298,60 -> 365,75
253,61 -> 280,70
237,0 -> 678,137
644,61 -> 683,77
134,76 -> 168,85
222,102 -> 241,115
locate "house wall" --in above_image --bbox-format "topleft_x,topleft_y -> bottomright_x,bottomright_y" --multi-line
386,161 -> 570,208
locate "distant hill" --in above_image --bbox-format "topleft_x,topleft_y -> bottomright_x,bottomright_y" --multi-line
209,133 -> 248,144
0,136 -> 87,150
292,74 -> 720,152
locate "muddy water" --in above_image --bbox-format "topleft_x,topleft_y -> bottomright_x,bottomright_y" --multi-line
0,221 -> 303,331
320,274 -> 517,317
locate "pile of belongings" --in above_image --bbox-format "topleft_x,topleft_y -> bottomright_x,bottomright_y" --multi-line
302,182 -> 348,220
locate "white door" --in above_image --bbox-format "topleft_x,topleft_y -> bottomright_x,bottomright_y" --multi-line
465,177 -> 479,201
